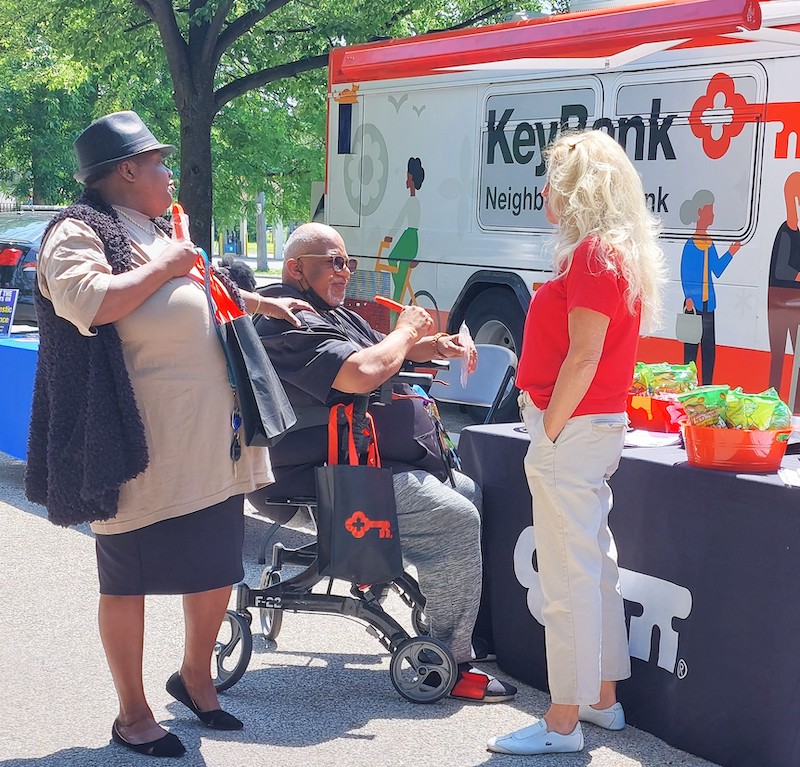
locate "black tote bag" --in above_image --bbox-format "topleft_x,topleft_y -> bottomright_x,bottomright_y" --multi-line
222,314 -> 296,446
202,257 -> 296,446
315,403 -> 403,584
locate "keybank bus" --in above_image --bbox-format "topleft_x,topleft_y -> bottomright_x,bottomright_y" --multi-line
324,0 -> 800,416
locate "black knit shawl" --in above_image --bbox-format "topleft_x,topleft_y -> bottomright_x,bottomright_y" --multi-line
24,189 -> 243,527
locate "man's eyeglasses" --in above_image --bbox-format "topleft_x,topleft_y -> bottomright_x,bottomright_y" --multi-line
298,254 -> 358,272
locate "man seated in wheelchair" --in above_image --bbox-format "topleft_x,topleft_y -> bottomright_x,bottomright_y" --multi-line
251,222 -> 516,703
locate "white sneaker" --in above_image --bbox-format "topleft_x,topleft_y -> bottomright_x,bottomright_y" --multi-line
578,701 -> 625,730
487,720 -> 584,755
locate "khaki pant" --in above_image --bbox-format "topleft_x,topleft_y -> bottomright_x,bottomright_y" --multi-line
519,391 -> 631,705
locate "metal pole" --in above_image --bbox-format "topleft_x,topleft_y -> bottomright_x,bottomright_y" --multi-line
256,192 -> 268,271
275,220 -> 284,261
240,217 -> 248,259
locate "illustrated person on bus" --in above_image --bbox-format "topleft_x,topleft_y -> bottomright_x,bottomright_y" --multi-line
378,157 -> 424,303
679,190 -> 741,385
768,171 -> 800,409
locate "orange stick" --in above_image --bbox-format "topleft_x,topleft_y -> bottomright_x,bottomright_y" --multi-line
374,295 -> 405,312
171,202 -> 190,241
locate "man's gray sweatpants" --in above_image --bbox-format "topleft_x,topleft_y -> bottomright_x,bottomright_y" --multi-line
392,469 -> 482,664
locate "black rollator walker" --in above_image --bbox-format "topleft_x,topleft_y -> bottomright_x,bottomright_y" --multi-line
211,383 -> 460,703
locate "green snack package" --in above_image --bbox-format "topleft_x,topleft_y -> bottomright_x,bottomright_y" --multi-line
648,361 -> 698,395
677,385 -> 729,427
630,362 -> 653,395
724,387 -> 744,429
726,390 -> 777,430
758,388 -> 792,429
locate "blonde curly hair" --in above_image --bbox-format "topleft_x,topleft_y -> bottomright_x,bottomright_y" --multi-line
545,129 -> 667,334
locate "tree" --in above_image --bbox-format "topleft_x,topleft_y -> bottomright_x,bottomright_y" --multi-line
0,28 -> 96,204
210,72 -> 326,229
37,0 -> 518,251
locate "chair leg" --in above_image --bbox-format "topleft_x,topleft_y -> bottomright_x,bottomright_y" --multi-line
257,522 -> 281,565
485,367 -> 515,424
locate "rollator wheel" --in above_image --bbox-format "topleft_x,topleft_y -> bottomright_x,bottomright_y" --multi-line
389,636 -> 457,703
258,566 -> 283,640
212,610 -> 253,692
411,605 -> 430,637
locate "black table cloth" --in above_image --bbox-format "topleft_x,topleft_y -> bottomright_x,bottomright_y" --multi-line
459,422 -> 800,767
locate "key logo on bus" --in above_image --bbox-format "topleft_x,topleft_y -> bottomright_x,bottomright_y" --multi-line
691,72 -> 800,161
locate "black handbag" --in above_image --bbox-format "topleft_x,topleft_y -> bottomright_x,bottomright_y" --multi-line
202,259 -> 296,447
315,403 -> 404,584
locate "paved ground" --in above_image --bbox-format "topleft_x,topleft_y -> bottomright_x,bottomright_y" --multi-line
0,446 -> 723,767
2,263 -> 721,765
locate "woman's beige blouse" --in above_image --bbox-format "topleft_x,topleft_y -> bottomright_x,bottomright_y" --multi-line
37,207 -> 273,534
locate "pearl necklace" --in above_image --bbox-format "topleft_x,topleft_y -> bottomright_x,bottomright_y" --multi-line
115,208 -> 168,239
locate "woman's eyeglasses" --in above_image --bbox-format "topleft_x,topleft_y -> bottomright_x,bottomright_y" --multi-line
298,254 -> 358,272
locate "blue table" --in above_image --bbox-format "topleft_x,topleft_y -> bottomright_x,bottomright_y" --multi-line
0,335 -> 38,460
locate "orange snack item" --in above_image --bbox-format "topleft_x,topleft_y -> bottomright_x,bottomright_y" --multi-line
375,295 -> 405,312
171,202 -> 190,241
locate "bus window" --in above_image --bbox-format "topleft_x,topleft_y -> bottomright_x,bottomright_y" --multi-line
478,79 -> 601,232
611,65 -> 765,239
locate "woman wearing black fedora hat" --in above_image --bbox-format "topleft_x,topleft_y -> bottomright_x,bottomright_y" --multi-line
25,111 -> 312,758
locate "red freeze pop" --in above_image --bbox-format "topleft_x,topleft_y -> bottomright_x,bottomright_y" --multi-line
374,295 -> 405,312
171,202 -> 190,241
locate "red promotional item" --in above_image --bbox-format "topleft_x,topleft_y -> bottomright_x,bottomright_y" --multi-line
374,295 -> 405,312
683,424 -> 791,472
175,202 -> 242,324
171,202 -> 190,241
188,256 -> 244,323
626,394 -> 684,433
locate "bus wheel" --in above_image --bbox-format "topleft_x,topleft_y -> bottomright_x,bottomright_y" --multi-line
462,287 -> 525,422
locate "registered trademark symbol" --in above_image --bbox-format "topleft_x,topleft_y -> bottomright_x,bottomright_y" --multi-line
676,659 -> 688,679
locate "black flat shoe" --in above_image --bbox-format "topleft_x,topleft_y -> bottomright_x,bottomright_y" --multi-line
111,720 -> 186,758
166,672 -> 243,730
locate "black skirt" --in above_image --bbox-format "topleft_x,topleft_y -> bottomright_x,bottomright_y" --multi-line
95,495 -> 245,596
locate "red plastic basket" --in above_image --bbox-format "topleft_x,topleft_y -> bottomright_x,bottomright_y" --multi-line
626,394 -> 683,433
682,424 -> 791,472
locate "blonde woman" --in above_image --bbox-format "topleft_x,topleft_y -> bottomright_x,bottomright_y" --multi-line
488,130 -> 666,756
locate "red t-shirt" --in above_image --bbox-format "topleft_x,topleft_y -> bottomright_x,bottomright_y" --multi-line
516,238 -> 640,416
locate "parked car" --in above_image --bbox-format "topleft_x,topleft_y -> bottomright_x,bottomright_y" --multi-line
0,209 -> 61,326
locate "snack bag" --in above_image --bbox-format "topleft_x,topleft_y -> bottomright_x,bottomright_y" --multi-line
759,388 -> 792,429
725,388 -> 778,430
649,361 -> 698,395
630,362 -> 653,395
676,385 -> 729,427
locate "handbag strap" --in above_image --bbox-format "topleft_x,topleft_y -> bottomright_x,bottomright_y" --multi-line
197,249 -> 238,393
196,248 -> 245,467
327,403 -> 381,468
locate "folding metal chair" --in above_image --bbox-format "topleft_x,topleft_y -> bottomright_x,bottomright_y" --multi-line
429,344 -> 517,425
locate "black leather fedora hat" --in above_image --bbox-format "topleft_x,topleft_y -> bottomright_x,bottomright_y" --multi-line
73,111 -> 176,184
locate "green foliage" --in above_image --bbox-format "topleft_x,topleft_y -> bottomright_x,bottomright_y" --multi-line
0,27 -> 94,203
211,72 -> 327,227
0,0 -> 534,221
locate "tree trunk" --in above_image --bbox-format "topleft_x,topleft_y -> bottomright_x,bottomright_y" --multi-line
175,95 -> 215,255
